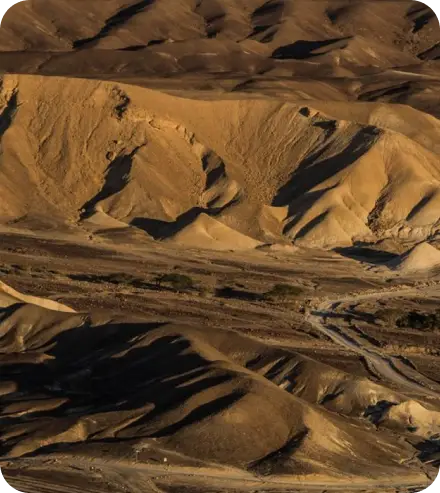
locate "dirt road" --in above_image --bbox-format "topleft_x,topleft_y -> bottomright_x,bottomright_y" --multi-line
306,285 -> 440,400
3,455 -> 434,493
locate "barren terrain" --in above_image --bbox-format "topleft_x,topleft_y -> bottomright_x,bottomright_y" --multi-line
0,1 -> 440,492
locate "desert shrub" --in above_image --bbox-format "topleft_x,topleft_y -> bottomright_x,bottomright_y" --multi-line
106,273 -> 140,285
154,273 -> 195,292
11,264 -> 33,274
264,283 -> 303,300
0,264 -> 13,274
69,272 -> 145,287
396,310 -> 440,331
377,308 -> 440,331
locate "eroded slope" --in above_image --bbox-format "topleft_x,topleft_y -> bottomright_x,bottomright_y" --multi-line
0,74 -> 439,249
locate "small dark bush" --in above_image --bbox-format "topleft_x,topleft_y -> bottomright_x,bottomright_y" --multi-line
0,264 -> 13,274
106,273 -> 139,285
154,273 -> 195,292
377,308 -> 440,331
68,272 -> 145,288
264,283 -> 303,300
396,310 -> 440,331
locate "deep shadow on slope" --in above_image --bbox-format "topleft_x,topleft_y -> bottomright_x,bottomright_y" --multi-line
273,125 -> 381,207
0,90 -> 18,139
272,37 -> 351,60
131,207 -> 210,239
272,125 -> 381,235
0,307 -> 245,456
334,246 -> 399,266
131,197 -> 240,239
80,145 -> 145,219
73,0 -> 156,50
248,428 -> 309,476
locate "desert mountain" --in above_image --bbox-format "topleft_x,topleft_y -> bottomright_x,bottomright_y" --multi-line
1,296 -> 439,481
0,0 -> 438,118
0,74 -> 439,249
0,0 -> 438,251
0,2 -> 440,492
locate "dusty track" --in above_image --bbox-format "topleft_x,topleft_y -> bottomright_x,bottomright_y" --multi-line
307,284 -> 440,400
3,455 -> 434,493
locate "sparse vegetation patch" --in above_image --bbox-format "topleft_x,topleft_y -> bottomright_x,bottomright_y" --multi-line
154,273 -> 196,292
264,283 -> 304,301
377,308 -> 440,331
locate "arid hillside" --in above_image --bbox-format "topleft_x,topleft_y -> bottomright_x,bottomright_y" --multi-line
0,1 -> 438,251
0,73 -> 439,249
0,283 -> 439,483
0,0 -> 439,115
0,2 -> 440,493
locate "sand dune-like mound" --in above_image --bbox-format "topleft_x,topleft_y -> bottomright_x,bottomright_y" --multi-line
389,242 -> 440,273
0,300 -> 435,479
167,213 -> 262,250
0,280 -> 75,313
82,209 -> 132,231
0,73 -> 439,249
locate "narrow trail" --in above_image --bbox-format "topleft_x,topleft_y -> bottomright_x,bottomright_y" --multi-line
306,285 -> 440,400
3,455 -> 433,493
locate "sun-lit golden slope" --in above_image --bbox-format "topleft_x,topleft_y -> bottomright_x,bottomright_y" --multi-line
0,280 -> 75,312
0,0 -> 438,122
0,73 -> 439,249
